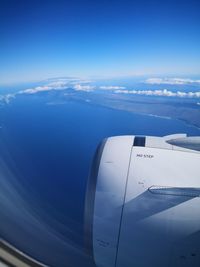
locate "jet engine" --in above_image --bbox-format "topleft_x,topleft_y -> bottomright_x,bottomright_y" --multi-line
85,134 -> 200,267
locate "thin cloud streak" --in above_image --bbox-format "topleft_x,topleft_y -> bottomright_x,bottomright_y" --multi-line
99,86 -> 126,90
145,78 -> 200,85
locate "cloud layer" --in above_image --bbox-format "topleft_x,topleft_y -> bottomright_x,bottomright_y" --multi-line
145,77 -> 200,85
0,78 -> 95,103
1,77 -> 200,105
18,81 -> 125,95
18,79 -> 95,95
115,89 -> 200,98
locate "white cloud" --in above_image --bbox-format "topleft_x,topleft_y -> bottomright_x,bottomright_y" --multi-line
145,78 -> 200,85
1,77 -> 200,106
73,84 -> 95,92
115,89 -> 200,98
18,78 -> 94,95
18,80 -> 72,94
0,94 -> 15,104
99,86 -> 126,90
0,78 -> 95,104
20,86 -> 54,94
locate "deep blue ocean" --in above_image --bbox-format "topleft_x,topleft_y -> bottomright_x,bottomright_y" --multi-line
0,93 -> 200,267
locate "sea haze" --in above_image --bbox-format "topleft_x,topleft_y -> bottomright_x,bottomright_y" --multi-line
0,83 -> 200,267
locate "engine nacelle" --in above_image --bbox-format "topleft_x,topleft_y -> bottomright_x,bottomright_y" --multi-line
85,134 -> 200,267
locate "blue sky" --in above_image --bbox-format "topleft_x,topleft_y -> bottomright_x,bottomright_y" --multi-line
0,0 -> 200,84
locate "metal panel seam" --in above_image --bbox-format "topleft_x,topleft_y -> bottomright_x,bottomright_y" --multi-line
114,144 -> 134,267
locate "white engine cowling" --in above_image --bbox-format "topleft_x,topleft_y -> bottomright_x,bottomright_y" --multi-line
85,134 -> 200,267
